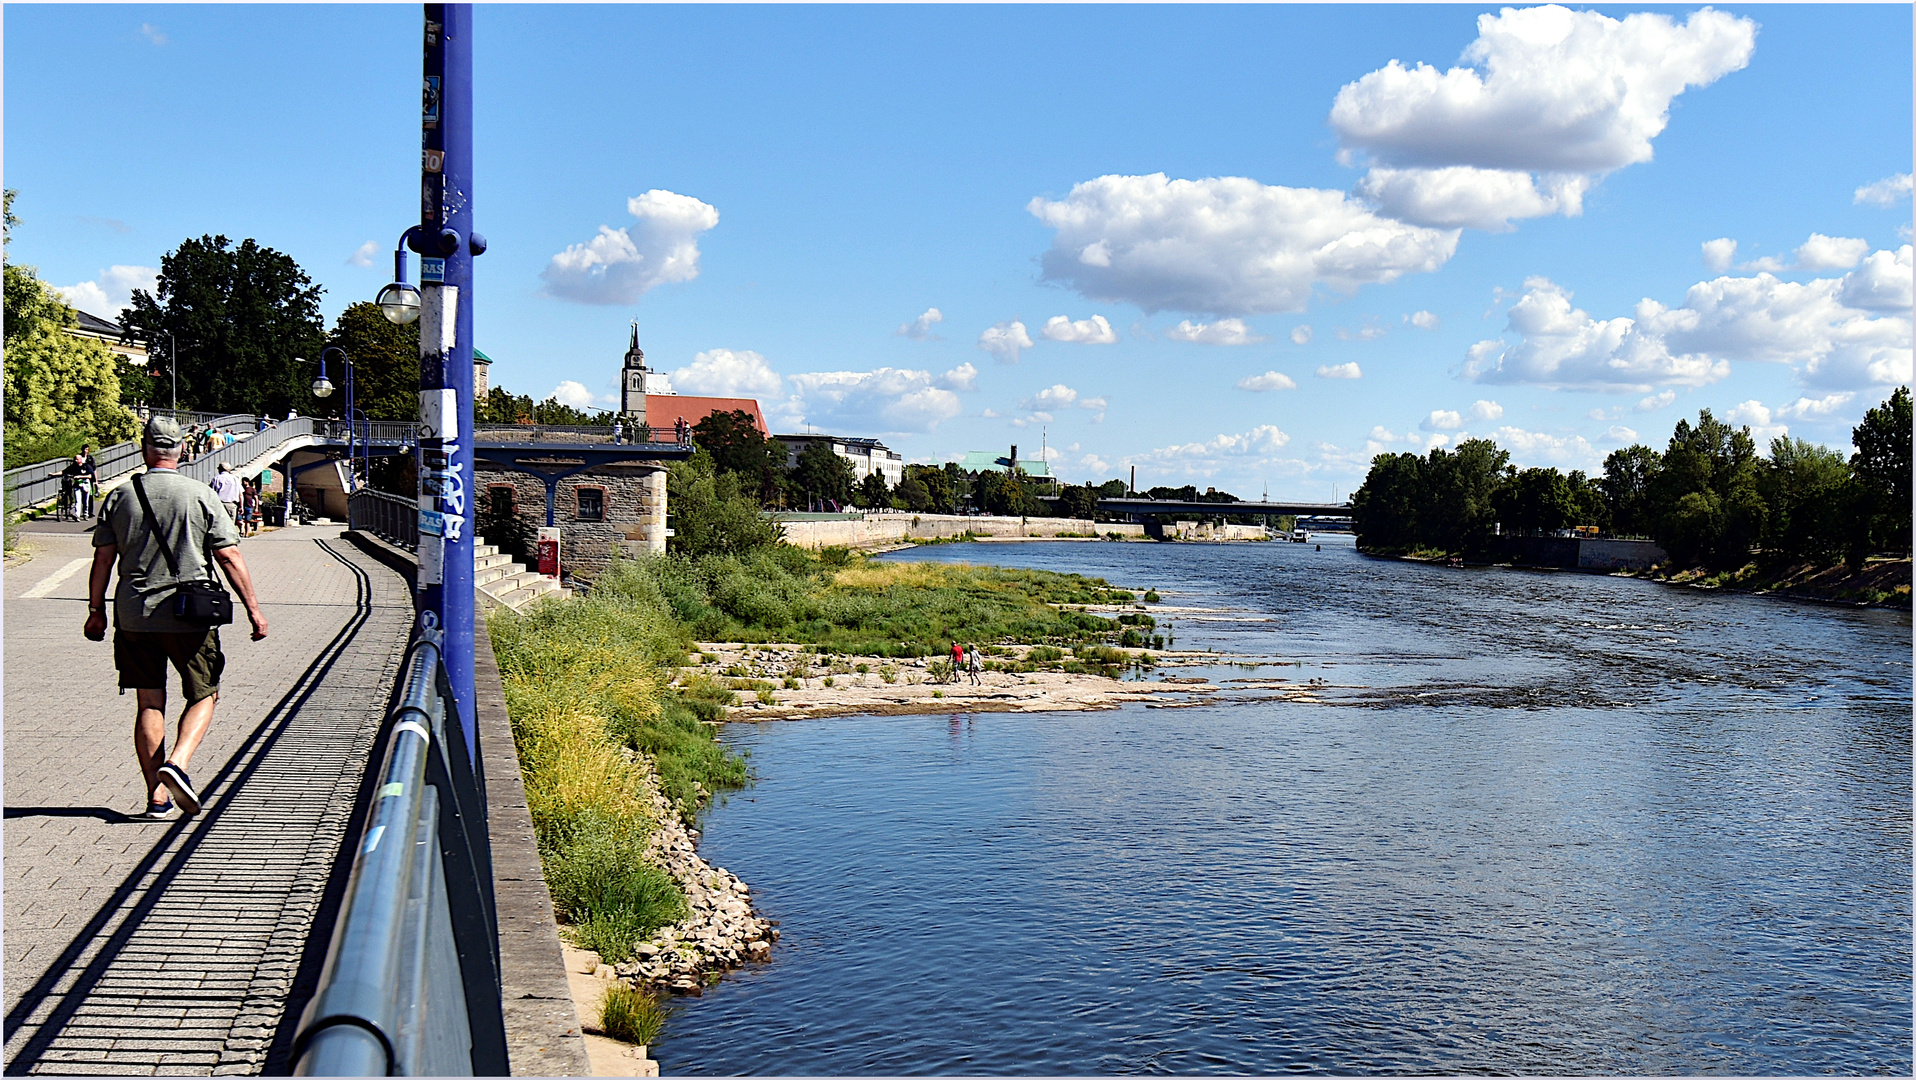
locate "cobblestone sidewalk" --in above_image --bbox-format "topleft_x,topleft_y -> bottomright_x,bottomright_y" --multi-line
4,526 -> 414,1075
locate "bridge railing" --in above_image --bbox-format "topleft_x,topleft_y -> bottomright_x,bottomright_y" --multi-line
291,625 -> 506,1076
4,410 -> 256,511
349,489 -> 420,551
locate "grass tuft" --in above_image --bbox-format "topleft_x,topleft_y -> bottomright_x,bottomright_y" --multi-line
599,982 -> 667,1045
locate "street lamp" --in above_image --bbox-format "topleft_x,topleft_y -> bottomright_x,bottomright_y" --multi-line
156,330 -> 177,414
302,347 -> 361,489
377,227 -> 424,325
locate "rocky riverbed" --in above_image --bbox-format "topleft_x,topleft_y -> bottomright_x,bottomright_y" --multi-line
613,764 -> 778,996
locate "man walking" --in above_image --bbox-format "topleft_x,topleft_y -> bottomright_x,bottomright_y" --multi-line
84,415 -> 268,819
210,462 -> 243,526
78,444 -> 98,518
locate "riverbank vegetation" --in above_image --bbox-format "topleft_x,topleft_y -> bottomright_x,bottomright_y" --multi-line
1351,389 -> 1911,578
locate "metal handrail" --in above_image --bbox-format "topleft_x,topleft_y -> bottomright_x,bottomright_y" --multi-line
292,627 -> 506,1076
4,411 -> 256,510
179,418 -> 317,485
350,489 -> 421,551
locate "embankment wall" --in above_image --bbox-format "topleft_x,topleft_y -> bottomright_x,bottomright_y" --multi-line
778,513 -> 1143,550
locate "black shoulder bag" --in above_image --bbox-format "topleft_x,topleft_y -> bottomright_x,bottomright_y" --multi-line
131,473 -> 235,627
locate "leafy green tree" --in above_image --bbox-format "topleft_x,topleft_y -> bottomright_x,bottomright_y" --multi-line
1566,470 -> 1609,531
1760,436 -> 1851,563
791,441 -> 855,509
902,463 -> 955,513
667,451 -> 782,558
973,469 -> 1041,516
895,472 -> 933,512
691,409 -> 783,503
1496,467 -> 1576,535
323,302 -> 420,421
1424,438 -> 1509,554
3,192 -> 137,460
120,235 -> 326,416
1849,386 -> 1912,557
1600,445 -> 1661,537
1651,410 -> 1766,567
1350,452 -> 1426,552
855,470 -> 890,509
1057,483 -> 1099,519
1095,478 -> 1129,499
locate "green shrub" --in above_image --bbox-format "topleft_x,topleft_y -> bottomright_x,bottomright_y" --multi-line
1027,645 -> 1064,663
545,827 -> 686,962
599,982 -> 667,1045
1143,589 -> 1161,602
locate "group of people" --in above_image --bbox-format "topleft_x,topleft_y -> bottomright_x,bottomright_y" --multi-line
948,641 -> 983,685
209,462 -> 268,536
182,425 -> 240,461
58,446 -> 99,520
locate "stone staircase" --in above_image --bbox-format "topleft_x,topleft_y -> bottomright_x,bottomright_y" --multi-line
474,536 -> 571,612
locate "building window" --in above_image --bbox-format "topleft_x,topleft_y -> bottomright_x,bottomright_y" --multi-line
487,484 -> 516,515
575,486 -> 605,522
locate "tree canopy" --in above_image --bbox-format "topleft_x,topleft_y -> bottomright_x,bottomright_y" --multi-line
324,301 -> 420,421
120,234 -> 325,417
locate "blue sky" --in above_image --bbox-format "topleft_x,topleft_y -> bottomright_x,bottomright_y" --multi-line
8,3 -> 1909,498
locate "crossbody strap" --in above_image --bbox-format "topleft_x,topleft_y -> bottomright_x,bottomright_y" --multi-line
129,473 -> 183,577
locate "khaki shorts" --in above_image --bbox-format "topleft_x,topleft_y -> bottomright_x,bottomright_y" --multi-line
115,628 -> 224,704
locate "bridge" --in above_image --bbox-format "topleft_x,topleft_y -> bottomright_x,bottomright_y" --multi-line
1095,497 -> 1351,518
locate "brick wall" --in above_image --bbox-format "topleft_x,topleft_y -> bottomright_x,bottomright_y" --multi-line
476,464 -> 665,574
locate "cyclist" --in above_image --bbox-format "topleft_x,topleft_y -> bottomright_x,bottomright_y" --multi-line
59,454 -> 89,521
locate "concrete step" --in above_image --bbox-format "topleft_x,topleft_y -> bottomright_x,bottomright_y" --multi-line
476,552 -> 513,571
487,573 -> 564,610
474,562 -> 518,587
474,543 -> 499,558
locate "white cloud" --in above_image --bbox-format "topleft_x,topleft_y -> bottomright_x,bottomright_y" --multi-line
1775,392 -> 1854,420
1167,318 -> 1268,345
1469,254 -> 1915,392
1333,6 -> 1755,230
1725,400 -> 1789,444
1491,424 -> 1599,468
139,22 -> 167,45
1468,399 -> 1503,421
1316,362 -> 1363,379
1603,425 -> 1638,443
1356,166 -> 1590,231
1839,246 -> 1914,311
550,380 -> 599,411
347,241 -> 380,269
1407,310 -> 1440,330
669,348 -> 784,399
1028,173 -> 1458,316
1422,409 -> 1464,431
1235,371 -> 1298,392
1792,234 -> 1870,271
1855,173 -> 1913,207
1125,425 -> 1294,480
539,190 -> 718,305
1041,314 -> 1119,345
1290,325 -> 1313,345
978,320 -> 1033,363
1336,323 -> 1386,341
1702,238 -> 1738,272
940,363 -> 978,392
780,367 -> 966,435
1018,383 -> 1109,422
53,265 -> 159,320
1636,390 -> 1676,412
897,307 -> 944,339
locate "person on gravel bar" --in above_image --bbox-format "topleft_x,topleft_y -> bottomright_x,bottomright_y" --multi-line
83,414 -> 268,821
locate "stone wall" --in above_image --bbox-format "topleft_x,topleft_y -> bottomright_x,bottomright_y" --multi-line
476,464 -> 665,573
778,513 -> 1141,550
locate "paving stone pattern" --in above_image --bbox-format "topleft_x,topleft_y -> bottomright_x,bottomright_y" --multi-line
4,525 -> 414,1075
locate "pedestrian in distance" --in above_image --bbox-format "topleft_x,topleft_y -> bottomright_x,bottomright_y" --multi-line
211,462 -> 243,528
949,640 -> 964,684
59,454 -> 90,521
611,419 -> 624,445
78,444 -> 98,518
84,415 -> 268,820
966,643 -> 981,686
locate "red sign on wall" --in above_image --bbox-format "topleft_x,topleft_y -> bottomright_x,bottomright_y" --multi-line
536,527 -> 561,577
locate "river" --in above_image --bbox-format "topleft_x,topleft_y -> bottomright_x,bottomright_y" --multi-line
655,536 -> 1911,1075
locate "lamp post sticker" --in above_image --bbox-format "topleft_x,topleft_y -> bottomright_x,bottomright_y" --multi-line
424,149 -> 444,174
419,508 -> 445,537
421,257 -> 445,283
422,76 -> 441,127
418,388 -> 458,440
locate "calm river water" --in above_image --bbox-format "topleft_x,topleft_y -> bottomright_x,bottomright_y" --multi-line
657,537 -> 1911,1075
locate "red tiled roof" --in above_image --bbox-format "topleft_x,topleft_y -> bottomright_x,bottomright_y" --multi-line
645,395 -> 767,436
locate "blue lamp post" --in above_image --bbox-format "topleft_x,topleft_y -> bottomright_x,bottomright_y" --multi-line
413,3 -> 483,753
309,346 -> 363,487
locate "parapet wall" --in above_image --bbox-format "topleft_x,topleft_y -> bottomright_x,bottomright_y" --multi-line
778,513 -> 1142,550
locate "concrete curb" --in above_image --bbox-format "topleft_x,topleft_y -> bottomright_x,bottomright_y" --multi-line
475,610 -> 593,1076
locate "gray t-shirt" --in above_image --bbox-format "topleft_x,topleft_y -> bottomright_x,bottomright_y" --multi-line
94,467 -> 241,632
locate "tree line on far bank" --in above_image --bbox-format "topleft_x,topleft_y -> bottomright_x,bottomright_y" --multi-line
1350,388 -> 1912,569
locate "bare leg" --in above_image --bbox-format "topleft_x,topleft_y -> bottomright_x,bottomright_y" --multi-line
170,693 -> 219,771
134,688 -> 168,804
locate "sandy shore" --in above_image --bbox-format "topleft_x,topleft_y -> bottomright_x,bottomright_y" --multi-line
682,639 -> 1335,719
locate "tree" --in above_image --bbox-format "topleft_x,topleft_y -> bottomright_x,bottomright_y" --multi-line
1057,483 -> 1099,519
1095,478 -> 1129,499
1423,438 -> 1509,554
1651,410 -> 1766,567
3,192 -> 136,460
1601,445 -> 1661,537
1761,436 -> 1851,563
667,451 -> 782,558
692,409 -> 784,504
856,470 -> 890,509
324,302 -> 420,421
1496,467 -> 1577,535
791,441 -> 855,509
973,469 -> 1039,516
1850,386 -> 1912,557
1350,452 -> 1426,552
120,235 -> 326,416
895,473 -> 933,512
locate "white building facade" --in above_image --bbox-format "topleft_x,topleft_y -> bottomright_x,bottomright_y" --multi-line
775,434 -> 905,488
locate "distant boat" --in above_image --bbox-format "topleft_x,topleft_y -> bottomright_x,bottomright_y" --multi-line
1290,531 -> 1309,543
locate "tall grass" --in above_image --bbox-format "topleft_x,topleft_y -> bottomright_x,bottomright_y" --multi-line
599,982 -> 667,1045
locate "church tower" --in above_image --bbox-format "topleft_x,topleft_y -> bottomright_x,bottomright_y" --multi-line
620,321 -> 649,426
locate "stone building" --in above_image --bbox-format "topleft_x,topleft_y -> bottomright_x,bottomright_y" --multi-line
471,325 -> 767,575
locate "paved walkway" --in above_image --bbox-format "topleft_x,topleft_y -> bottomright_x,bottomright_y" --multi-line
3,523 -> 414,1075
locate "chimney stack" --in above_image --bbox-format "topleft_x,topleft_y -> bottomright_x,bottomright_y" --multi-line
1009,444 -> 1018,471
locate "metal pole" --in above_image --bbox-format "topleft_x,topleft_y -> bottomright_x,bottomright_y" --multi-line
417,3 -> 478,753
166,330 -> 177,413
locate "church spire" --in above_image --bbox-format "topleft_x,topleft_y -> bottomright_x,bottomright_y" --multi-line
624,320 -> 647,370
